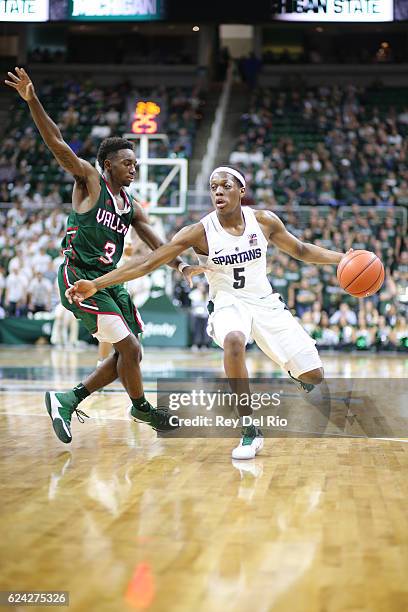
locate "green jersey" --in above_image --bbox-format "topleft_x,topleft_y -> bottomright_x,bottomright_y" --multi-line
61,175 -> 134,274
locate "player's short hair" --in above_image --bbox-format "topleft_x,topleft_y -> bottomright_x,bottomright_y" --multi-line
97,137 -> 135,170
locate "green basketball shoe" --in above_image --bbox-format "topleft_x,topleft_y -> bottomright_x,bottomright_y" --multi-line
130,402 -> 179,432
45,391 -> 89,444
288,371 -> 315,393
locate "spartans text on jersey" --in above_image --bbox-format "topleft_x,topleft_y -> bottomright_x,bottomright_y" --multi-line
212,248 -> 262,266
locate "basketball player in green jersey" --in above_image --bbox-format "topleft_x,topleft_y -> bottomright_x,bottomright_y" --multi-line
5,67 -> 203,443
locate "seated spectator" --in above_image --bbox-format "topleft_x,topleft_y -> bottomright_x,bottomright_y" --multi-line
68,133 -> 83,155
32,247 -> 52,274
268,264 -> 288,302
229,144 -> 251,166
27,272 -> 52,314
293,278 -> 318,318
0,155 -> 16,184
339,317 -> 354,348
10,179 -> 29,200
393,180 -> 408,206
330,303 -> 357,326
0,265 -> 5,306
0,182 -> 11,202
104,107 -> 120,127
375,315 -> 392,350
51,302 -> 79,348
44,184 -> 63,207
315,312 -> 340,347
311,301 -> 322,325
390,317 -> 408,349
353,313 -> 374,350
189,282 -> 211,350
363,301 -> 379,327
318,179 -> 337,206
5,270 -> 28,317
301,311 -> 315,335
61,105 -> 79,129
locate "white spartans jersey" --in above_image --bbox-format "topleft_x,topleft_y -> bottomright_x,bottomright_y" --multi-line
197,207 -> 272,301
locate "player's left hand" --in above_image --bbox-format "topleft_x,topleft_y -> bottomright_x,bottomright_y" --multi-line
65,279 -> 97,304
338,248 -> 353,264
5,67 -> 35,102
182,265 -> 208,288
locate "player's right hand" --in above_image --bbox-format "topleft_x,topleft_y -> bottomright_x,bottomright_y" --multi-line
65,280 -> 97,304
182,264 -> 209,288
5,67 -> 35,101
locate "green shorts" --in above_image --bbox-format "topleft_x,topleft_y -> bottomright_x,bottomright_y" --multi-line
58,262 -> 143,343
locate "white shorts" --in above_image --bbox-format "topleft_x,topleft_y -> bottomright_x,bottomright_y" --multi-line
92,314 -> 131,344
207,291 -> 322,378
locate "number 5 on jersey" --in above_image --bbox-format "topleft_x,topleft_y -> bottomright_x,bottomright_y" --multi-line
99,241 -> 116,265
233,267 -> 246,289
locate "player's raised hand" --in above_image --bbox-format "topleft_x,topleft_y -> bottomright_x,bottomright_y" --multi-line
5,67 -> 35,101
65,280 -> 97,304
182,265 -> 209,288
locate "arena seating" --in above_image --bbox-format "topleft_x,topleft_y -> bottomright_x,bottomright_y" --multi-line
230,85 -> 408,207
0,81 -> 406,350
222,84 -> 407,349
0,77 -> 204,203
172,203 -> 407,350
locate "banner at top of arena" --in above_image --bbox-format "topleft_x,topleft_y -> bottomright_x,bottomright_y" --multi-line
270,0 -> 394,22
69,0 -> 165,20
0,0 -> 49,22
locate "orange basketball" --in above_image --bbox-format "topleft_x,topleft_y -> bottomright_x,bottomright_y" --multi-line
337,250 -> 385,298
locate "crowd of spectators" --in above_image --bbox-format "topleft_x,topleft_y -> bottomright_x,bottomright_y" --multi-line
0,77 -> 204,205
0,198 -> 406,351
230,84 -> 408,209
171,203 -> 407,352
267,207 -> 407,351
0,81 -> 406,351
224,83 -> 408,350
0,75 -> 204,337
0,207 -> 65,319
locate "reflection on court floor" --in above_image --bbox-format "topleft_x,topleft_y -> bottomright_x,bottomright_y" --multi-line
1,347 -> 407,612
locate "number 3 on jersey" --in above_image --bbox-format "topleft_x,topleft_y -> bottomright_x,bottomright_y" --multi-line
99,241 -> 116,265
233,267 -> 246,289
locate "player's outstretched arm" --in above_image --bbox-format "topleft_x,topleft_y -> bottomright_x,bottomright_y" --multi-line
130,200 -> 185,270
5,67 -> 97,181
66,224 -> 207,303
131,202 -> 205,284
257,210 -> 345,265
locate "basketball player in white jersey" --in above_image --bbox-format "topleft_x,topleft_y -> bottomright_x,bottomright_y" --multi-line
67,167 -> 346,459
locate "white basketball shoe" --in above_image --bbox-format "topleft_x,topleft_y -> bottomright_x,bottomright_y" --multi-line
232,426 -> 264,460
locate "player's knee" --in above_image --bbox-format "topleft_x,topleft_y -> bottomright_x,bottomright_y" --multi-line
299,367 -> 324,385
114,334 -> 141,362
128,337 -> 142,363
223,332 -> 246,357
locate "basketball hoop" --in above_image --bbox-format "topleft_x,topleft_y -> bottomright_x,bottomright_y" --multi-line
123,133 -> 187,215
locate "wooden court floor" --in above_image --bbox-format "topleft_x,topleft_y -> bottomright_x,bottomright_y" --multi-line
1,347 -> 408,612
